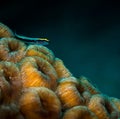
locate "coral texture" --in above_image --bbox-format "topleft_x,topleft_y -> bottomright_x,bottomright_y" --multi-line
0,22 -> 120,119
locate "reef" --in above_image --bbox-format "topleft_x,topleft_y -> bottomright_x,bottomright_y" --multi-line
0,22 -> 120,119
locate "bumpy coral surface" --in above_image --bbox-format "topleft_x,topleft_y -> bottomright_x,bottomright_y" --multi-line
0,22 -> 120,119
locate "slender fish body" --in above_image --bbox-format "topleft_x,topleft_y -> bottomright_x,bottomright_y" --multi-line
14,33 -> 49,45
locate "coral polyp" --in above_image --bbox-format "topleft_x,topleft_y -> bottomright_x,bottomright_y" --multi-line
0,22 -> 120,119
0,22 -> 14,37
0,38 -> 26,62
19,56 -> 57,90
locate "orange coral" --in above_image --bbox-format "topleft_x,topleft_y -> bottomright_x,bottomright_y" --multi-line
56,77 -> 84,109
80,76 -> 101,95
0,61 -> 22,102
0,38 -> 26,63
25,45 -> 55,64
19,56 -> 57,90
19,87 -> 61,119
0,22 -> 14,37
63,106 -> 97,119
53,58 -> 72,78
0,61 -> 23,119
0,22 -> 120,119
88,94 -> 120,119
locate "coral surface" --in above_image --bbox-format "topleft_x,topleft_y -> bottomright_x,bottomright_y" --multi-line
0,22 -> 120,119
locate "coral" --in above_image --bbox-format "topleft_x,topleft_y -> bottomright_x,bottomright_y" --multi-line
19,56 -> 57,90
56,77 -> 84,109
53,58 -> 72,78
0,38 -> 26,63
0,61 -> 22,102
62,106 -> 98,119
25,45 -> 55,64
88,94 -> 119,119
0,22 -> 120,119
0,22 -> 14,37
19,87 -> 61,119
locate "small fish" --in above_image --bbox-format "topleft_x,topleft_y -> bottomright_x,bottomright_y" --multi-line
14,32 -> 49,45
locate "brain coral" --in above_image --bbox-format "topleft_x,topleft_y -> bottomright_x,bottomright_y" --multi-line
0,22 -> 120,119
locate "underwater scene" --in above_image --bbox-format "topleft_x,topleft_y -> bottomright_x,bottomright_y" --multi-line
0,21 -> 120,119
0,0 -> 120,119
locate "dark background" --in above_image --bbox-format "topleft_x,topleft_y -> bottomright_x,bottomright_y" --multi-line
0,0 -> 120,98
